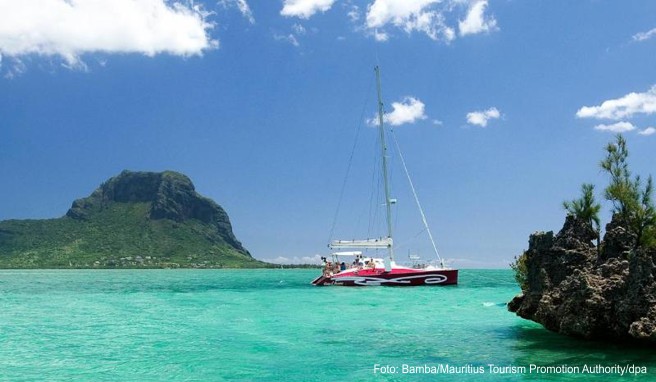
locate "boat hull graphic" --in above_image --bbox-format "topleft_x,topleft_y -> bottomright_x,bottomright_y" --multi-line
311,268 -> 458,287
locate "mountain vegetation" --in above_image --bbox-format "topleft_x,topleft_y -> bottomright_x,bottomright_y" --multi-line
0,170 -> 268,268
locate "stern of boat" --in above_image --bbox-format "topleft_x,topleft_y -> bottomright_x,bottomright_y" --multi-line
311,275 -> 332,286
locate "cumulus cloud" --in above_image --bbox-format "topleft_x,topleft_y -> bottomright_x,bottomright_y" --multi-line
576,85 -> 656,120
366,0 -> 437,29
366,0 -> 456,42
466,107 -> 500,127
281,0 -> 336,19
632,27 -> 656,42
369,96 -> 427,126
593,121 -> 636,133
638,127 -> 656,136
458,0 -> 497,36
276,0 -> 498,42
0,0 -> 217,69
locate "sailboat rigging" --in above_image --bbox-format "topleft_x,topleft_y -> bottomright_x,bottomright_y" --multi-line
311,66 -> 458,287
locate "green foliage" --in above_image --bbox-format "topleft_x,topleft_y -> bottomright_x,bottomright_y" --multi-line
600,134 -> 656,248
563,183 -> 601,233
0,202 -> 267,269
510,253 -> 528,292
0,170 -> 269,269
600,135 -> 635,216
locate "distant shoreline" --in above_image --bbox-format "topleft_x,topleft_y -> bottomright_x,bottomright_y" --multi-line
0,264 -> 322,270
0,266 -> 512,271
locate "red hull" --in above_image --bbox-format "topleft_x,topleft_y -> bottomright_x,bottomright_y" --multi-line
311,268 -> 458,286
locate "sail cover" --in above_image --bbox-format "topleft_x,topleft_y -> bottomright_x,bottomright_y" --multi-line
329,238 -> 392,249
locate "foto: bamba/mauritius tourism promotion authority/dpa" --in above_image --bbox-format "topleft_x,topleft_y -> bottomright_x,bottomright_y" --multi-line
373,363 -> 648,376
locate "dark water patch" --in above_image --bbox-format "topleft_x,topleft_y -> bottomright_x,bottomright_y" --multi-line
503,324 -> 656,367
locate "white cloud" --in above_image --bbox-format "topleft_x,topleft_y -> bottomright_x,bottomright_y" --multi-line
3,57 -> 26,79
366,0 -> 456,42
374,29 -> 390,41
593,121 -> 636,133
274,33 -> 300,47
466,107 -> 500,127
369,96 -> 427,126
633,27 -> 656,42
292,23 -> 307,35
638,127 -> 656,136
235,0 -> 255,24
366,0 -> 438,29
274,23 -> 308,48
347,5 -> 361,22
281,0 -> 336,19
0,0 -> 217,68
458,0 -> 497,36
219,0 -> 255,23
576,85 -> 656,120
364,0 -> 498,42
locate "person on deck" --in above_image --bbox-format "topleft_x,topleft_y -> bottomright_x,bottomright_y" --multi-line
324,262 -> 332,277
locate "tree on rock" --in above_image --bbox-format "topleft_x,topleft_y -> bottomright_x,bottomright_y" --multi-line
563,183 -> 601,244
600,134 -> 656,248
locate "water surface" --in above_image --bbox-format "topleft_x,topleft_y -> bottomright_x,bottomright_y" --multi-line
0,269 -> 653,381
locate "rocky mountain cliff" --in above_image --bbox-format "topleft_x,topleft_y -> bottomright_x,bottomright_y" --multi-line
0,170 -> 264,268
508,215 -> 656,343
66,170 -> 247,253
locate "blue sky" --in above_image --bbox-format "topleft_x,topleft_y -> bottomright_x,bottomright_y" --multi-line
1,0 -> 655,267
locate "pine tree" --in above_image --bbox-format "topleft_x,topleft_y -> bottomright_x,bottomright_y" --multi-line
563,183 -> 601,236
600,134 -> 655,248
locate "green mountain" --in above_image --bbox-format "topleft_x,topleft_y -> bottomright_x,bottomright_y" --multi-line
0,170 -> 267,268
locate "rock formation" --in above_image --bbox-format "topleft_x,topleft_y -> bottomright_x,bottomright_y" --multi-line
66,170 -> 247,254
508,215 -> 656,343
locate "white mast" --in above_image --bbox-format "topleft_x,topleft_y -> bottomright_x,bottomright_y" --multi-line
375,66 -> 394,261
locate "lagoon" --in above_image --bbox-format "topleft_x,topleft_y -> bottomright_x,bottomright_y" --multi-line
0,269 -> 653,381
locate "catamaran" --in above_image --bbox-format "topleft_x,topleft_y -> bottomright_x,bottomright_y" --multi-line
312,66 -> 458,287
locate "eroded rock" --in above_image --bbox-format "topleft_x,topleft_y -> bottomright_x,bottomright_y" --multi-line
508,215 -> 656,343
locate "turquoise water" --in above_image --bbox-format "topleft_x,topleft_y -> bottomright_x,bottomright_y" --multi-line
0,269 -> 653,381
